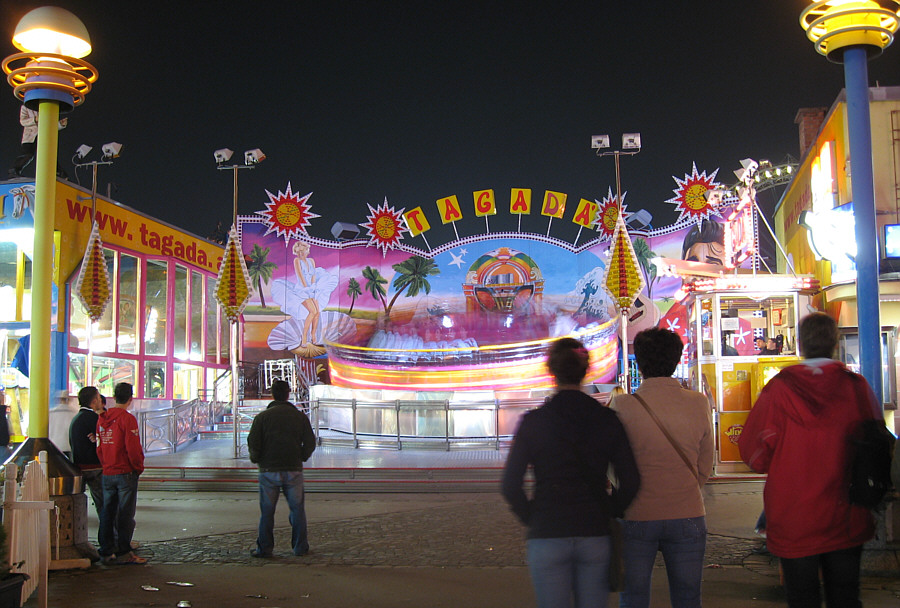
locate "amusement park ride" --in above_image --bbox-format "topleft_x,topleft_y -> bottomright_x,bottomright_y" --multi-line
228,136 -> 809,469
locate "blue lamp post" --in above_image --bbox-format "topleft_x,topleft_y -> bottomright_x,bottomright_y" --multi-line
801,1 -> 900,410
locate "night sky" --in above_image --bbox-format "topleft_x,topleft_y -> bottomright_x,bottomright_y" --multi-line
2,1 -> 899,247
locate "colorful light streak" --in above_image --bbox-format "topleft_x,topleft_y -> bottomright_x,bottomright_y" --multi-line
326,319 -> 619,392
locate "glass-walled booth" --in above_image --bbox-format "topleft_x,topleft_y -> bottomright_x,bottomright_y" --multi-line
681,275 -> 818,473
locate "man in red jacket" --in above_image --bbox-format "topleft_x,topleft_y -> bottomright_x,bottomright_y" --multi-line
739,313 -> 879,607
96,382 -> 146,565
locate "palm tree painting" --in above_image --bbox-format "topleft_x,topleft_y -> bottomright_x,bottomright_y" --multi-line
246,243 -> 277,308
362,266 -> 388,311
346,277 -> 362,314
386,255 -> 440,315
632,237 -> 658,299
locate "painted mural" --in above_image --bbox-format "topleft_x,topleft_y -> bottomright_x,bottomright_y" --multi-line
235,164 -> 754,391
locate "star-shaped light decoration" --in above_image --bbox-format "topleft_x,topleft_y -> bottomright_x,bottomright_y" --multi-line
593,187 -> 627,241
215,225 -> 253,323
360,197 -> 408,256
665,163 -> 728,225
255,182 -> 319,244
74,221 -> 112,322
602,210 -> 646,313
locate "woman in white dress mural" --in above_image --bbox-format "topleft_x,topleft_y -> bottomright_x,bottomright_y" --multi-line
270,240 -> 339,349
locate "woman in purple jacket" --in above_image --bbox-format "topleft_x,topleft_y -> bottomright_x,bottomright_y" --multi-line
502,338 -> 640,608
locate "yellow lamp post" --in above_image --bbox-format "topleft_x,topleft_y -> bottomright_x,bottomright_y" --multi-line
2,7 -> 97,484
800,1 -> 899,408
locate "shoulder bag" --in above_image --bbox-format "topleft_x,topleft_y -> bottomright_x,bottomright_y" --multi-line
631,392 -> 700,484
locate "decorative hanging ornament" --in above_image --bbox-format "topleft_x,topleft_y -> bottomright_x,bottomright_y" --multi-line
75,221 -> 112,322
594,187 -> 627,241
255,182 -> 319,244
602,211 -> 646,313
215,226 -> 253,323
360,197 -> 408,256
665,162 -> 729,225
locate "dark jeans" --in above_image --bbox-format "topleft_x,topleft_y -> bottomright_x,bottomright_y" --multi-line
81,468 -> 104,519
780,545 -> 863,608
620,516 -> 707,608
257,470 -> 309,556
99,472 -> 139,557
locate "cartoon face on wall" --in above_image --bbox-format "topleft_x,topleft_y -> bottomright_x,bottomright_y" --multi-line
610,291 -> 660,342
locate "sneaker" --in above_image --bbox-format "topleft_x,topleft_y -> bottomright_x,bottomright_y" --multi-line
250,549 -> 272,558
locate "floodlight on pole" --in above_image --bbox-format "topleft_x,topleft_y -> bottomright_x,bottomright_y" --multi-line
800,0 -> 899,409
214,148 -> 264,457
592,132 -> 642,393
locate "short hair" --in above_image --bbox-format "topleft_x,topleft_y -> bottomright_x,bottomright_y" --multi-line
681,219 -> 725,259
546,337 -> 589,386
799,313 -> 838,359
271,379 -> 291,401
113,382 -> 133,404
634,327 -> 684,378
78,386 -> 99,408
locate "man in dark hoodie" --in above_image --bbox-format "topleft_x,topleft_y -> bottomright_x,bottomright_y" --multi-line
96,382 -> 145,565
739,313 -> 879,607
69,387 -> 105,520
247,379 -> 316,557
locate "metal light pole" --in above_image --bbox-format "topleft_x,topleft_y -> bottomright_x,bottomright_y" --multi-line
2,6 -> 97,477
72,143 -> 121,387
214,148 -> 264,457
801,0 -> 900,409
593,133 -> 642,391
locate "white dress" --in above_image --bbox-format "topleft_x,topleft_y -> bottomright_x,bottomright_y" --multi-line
270,258 -> 339,320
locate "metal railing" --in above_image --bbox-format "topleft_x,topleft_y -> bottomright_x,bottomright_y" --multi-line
307,393 -> 608,450
135,397 -> 227,455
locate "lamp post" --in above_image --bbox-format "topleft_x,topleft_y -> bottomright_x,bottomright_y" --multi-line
214,148 -> 264,457
593,133 -> 643,392
72,143 -> 122,387
801,1 -> 900,409
2,7 -> 97,473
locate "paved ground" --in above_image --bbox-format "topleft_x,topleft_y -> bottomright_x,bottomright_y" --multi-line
23,484 -> 900,607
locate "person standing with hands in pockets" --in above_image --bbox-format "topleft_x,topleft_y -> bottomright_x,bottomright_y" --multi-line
96,382 -> 146,565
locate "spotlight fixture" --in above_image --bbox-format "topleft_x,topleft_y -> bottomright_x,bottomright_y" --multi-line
244,148 -> 266,165
590,135 -> 610,149
74,144 -> 92,159
621,133 -> 641,150
214,148 -> 234,164
101,142 -> 122,159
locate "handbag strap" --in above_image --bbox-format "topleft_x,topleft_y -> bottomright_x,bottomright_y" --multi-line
631,392 -> 700,483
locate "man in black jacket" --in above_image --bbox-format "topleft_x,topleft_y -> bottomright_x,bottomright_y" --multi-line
247,379 -> 316,557
69,386 -> 105,520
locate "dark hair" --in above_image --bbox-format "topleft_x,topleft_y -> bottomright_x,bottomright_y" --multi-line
547,337 -> 589,386
799,313 -> 838,359
271,379 -> 291,401
113,382 -> 133,405
634,327 -> 684,378
77,386 -> 99,408
681,219 -> 725,259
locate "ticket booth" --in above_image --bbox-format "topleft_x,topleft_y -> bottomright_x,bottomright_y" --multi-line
681,275 -> 818,473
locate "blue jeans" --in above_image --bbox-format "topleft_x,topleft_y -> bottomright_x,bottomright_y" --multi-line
780,545 -> 863,608
257,470 -> 309,556
620,517 -> 707,608
98,472 -> 139,557
527,536 -> 611,608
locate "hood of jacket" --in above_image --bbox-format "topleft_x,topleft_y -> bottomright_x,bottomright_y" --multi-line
771,359 -> 860,423
99,406 -> 129,426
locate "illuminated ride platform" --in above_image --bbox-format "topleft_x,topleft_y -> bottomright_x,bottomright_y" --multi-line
313,318 -> 619,449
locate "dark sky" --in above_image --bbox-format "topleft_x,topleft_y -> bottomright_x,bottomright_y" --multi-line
3,1 -> 899,246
